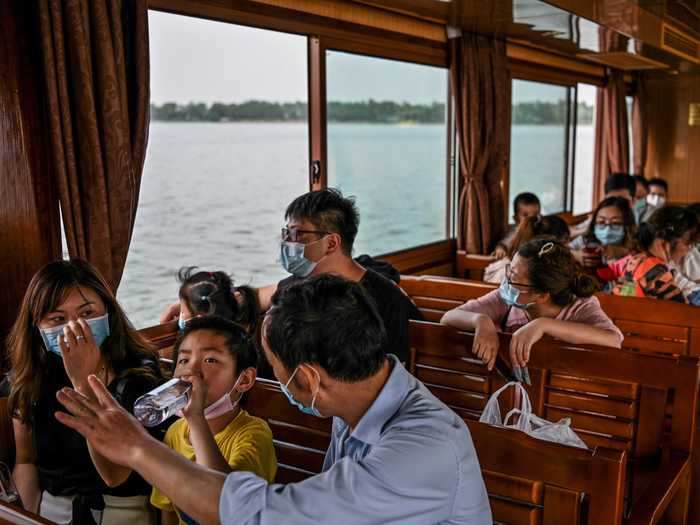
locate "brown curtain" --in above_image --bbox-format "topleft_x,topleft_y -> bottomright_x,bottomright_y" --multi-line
449,30 -> 509,254
593,28 -> 630,203
631,72 -> 648,177
37,0 -> 150,290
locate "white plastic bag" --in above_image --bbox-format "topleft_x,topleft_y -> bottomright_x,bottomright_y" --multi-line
479,381 -> 588,449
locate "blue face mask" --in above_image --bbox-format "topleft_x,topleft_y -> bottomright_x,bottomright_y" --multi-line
499,279 -> 533,310
39,313 -> 110,356
177,314 -> 187,333
280,240 -> 323,278
280,366 -> 322,417
594,225 -> 625,246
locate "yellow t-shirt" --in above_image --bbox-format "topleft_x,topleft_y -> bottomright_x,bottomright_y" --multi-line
150,409 -> 277,522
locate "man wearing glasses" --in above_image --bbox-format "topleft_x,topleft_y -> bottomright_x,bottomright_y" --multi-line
162,188 -> 422,362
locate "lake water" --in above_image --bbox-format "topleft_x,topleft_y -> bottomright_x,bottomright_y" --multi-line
118,122 -> 594,327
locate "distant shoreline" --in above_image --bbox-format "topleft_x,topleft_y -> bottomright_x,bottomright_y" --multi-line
150,99 -> 594,125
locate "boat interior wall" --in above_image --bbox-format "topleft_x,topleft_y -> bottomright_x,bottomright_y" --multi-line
0,1 -> 61,372
644,70 -> 700,203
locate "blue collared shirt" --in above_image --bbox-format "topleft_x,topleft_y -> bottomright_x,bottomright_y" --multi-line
219,356 -> 492,524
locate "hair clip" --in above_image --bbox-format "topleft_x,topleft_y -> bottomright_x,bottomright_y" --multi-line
538,242 -> 555,257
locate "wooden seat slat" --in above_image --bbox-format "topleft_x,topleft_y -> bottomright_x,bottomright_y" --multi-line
543,406 -> 635,440
489,498 -> 543,525
483,471 -> 544,505
273,442 -> 326,474
414,366 -> 490,393
548,374 -> 639,400
546,390 -> 636,419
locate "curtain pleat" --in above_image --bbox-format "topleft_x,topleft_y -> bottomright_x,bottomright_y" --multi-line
593,28 -> 630,203
449,31 -> 509,254
37,0 -> 150,290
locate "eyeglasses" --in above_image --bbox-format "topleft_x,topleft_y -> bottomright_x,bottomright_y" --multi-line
505,264 -> 535,290
594,220 -> 624,227
281,227 -> 329,243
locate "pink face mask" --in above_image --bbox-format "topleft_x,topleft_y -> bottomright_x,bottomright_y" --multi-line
177,374 -> 244,420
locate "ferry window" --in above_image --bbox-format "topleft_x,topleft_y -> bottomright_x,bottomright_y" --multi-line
118,12 -> 308,327
509,80 -> 570,216
572,84 -> 597,214
326,51 -> 449,256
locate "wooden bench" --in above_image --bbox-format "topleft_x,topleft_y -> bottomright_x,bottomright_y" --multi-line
409,320 -> 699,524
0,501 -> 53,525
455,251 -> 496,281
401,274 -> 700,357
244,368 -> 630,525
469,420 -> 626,525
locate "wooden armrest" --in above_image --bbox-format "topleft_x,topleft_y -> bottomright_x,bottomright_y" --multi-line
626,453 -> 691,525
0,500 -> 54,525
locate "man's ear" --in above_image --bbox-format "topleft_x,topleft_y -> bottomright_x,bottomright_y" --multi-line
296,363 -> 321,393
236,367 -> 257,393
325,233 -> 342,255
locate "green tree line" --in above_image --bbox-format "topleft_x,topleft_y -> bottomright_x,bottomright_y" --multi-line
150,99 -> 594,125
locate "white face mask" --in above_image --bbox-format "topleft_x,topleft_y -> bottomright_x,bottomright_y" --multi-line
647,194 -> 666,208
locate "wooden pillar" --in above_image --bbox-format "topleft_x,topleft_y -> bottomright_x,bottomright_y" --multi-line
0,1 -> 61,370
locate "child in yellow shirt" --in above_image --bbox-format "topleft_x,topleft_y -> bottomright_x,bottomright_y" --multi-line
150,316 -> 277,525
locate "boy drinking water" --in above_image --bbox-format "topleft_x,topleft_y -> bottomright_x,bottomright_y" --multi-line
150,316 -> 276,525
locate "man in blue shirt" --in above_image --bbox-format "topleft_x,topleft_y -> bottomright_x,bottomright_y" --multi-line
56,275 -> 492,524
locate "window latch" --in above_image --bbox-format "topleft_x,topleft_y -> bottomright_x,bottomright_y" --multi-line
310,160 -> 322,185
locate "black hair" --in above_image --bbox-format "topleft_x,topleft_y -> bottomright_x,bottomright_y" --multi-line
648,178 -> 669,193
604,173 -> 636,198
517,239 -> 599,306
513,192 -> 541,215
584,197 -> 636,247
264,274 -> 386,382
688,203 -> 700,219
285,188 -> 360,256
173,315 -> 257,373
632,175 -> 649,191
178,267 -> 259,333
509,214 -> 570,257
637,206 -> 698,251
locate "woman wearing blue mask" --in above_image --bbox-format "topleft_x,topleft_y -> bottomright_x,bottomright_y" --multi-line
7,259 -> 164,525
441,239 -> 623,371
570,197 -> 636,269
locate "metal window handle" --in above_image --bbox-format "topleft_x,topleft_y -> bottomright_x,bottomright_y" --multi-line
311,160 -> 321,184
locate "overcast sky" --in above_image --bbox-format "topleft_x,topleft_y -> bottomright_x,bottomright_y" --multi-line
149,10 -> 597,106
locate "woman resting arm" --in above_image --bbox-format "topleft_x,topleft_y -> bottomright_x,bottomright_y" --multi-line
12,418 -> 40,513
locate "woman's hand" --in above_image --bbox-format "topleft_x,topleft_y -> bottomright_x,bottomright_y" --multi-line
59,319 -> 103,395
510,318 -> 547,367
473,316 -> 499,370
491,245 -> 507,259
160,302 -> 181,324
178,374 -> 207,421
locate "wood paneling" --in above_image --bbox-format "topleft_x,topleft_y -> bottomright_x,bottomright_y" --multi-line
645,71 -> 700,203
0,1 -> 60,370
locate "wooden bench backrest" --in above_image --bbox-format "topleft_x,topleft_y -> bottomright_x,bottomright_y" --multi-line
469,420 -> 626,525
0,397 -> 13,469
401,275 -> 700,356
409,321 -> 699,458
246,379 -> 332,483
455,251 -> 496,281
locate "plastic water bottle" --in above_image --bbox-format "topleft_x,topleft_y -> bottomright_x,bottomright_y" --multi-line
133,378 -> 191,427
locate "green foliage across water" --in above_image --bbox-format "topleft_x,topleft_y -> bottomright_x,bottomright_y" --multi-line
150,99 -> 593,125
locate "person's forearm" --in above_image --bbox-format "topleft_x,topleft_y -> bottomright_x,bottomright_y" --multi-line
88,444 -> 133,487
12,463 -> 40,513
540,319 -> 622,348
187,416 -> 232,473
130,437 -> 226,525
440,309 -> 485,331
